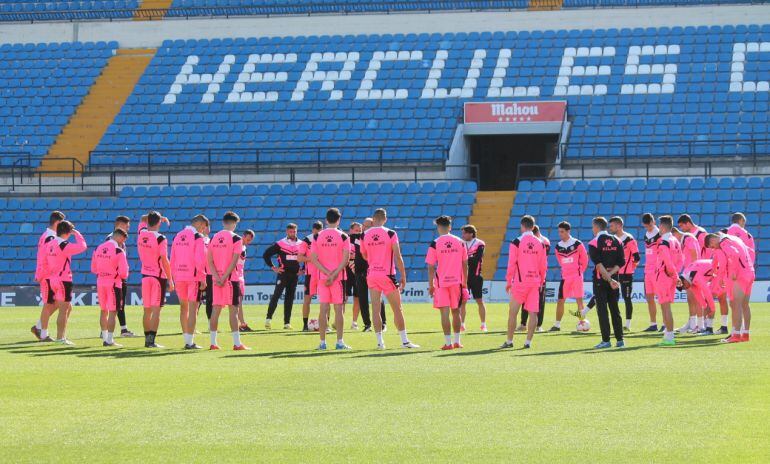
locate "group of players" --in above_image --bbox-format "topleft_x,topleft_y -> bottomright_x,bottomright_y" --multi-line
28,205 -> 755,351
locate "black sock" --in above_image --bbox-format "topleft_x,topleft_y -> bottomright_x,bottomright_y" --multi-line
303,317 -> 308,329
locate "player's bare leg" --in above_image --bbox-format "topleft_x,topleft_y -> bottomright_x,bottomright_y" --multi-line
229,305 -> 249,350
645,293 -> 659,331
716,293 -> 729,334
55,301 -> 72,343
524,310 -> 537,348
677,289 -> 698,333
501,298 -> 522,349
380,289 -> 418,349
371,288 -> 385,347
317,302 -> 330,348
451,307 -> 462,348
101,311 -> 121,347
658,302 -> 675,346
333,303 -> 349,349
209,306 -> 224,349
439,307 -> 453,349
351,296 -> 360,330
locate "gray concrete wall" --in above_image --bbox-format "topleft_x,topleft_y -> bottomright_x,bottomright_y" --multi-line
0,5 -> 768,47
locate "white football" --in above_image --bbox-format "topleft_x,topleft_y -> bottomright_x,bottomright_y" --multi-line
308,319 -> 320,332
577,319 -> 591,332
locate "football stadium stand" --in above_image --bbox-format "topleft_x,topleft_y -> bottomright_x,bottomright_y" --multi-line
0,41 -> 117,168
0,181 -> 476,286
0,0 -> 759,23
83,24 -> 770,168
494,176 -> 770,282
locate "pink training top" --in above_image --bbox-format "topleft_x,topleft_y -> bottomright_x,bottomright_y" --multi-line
35,228 -> 57,281
209,229 -> 242,282
691,225 -> 712,259
643,227 -> 661,275
505,231 -> 547,287
45,230 -> 87,282
616,232 -> 640,275
235,243 -> 247,283
679,232 -> 700,268
718,233 -> 755,278
171,226 -> 207,282
681,259 -> 714,287
311,228 -> 350,283
299,234 -> 317,279
137,227 -> 168,278
361,226 -> 399,277
91,239 -> 129,286
426,233 -> 467,287
555,236 -> 587,280
726,224 -> 756,264
655,232 -> 683,278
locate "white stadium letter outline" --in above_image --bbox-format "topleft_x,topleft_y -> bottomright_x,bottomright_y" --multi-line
292,51 -> 358,101
356,50 -> 422,100
620,44 -> 679,95
486,49 -> 540,98
729,42 -> 770,93
226,53 -> 297,103
421,49 -> 485,99
163,54 -> 235,104
553,46 -> 614,96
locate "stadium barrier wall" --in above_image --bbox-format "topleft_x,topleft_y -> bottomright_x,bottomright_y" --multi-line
2,281 -> 769,306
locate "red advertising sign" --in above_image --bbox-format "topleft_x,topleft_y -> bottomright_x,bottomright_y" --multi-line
464,101 -> 567,124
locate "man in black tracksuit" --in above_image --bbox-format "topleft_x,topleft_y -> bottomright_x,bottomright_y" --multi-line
350,217 -> 386,332
588,216 -> 626,349
263,223 -> 301,329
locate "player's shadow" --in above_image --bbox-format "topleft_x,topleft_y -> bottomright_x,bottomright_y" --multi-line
9,346 -> 95,357
0,340 -> 43,350
74,348 -> 197,359
350,350 -> 424,358
435,347 -> 508,357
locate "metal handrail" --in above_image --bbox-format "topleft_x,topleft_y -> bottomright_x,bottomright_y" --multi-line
5,162 -> 480,196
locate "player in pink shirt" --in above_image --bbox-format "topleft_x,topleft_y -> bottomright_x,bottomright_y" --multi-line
727,213 -> 756,264
170,214 -> 209,349
426,215 -> 468,350
137,211 -> 174,348
706,232 -> 755,343
44,220 -> 87,345
91,228 -> 129,347
553,221 -> 587,330
297,221 -> 323,332
501,215 -> 546,350
310,208 -> 352,350
459,225 -> 487,332
677,259 -> 715,335
31,211 -> 66,342
518,225 -> 549,332
207,211 -> 249,351
235,229 -> 255,332
655,216 -> 683,346
360,208 -> 419,350
641,213 -> 662,332
607,217 -> 640,331
672,226 -> 701,333
678,214 -> 729,333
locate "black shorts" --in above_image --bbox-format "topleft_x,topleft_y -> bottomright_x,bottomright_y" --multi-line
304,274 -> 312,294
46,280 -> 73,304
557,279 -> 564,300
467,275 -> 483,300
344,268 -> 356,297
232,281 -> 243,306
198,274 -> 213,304
119,279 -> 127,311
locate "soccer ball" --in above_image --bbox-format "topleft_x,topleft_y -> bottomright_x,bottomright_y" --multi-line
576,319 -> 591,332
308,319 -> 320,332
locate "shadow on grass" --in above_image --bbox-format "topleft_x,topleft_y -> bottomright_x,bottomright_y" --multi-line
434,347 -> 510,357
350,350 -> 425,359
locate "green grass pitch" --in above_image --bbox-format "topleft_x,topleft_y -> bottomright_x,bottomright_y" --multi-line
1,303 -> 768,463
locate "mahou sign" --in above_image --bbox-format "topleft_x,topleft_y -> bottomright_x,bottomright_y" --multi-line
464,101 -> 567,124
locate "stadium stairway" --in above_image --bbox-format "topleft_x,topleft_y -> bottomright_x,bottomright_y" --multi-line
134,0 -> 174,20
529,0 -> 563,10
40,48 -> 156,174
467,191 -> 516,280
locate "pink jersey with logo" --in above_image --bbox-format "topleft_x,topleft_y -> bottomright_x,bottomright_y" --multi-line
35,228 -> 57,281
679,232 -> 700,268
505,231 -> 547,287
361,226 -> 399,277
426,234 -> 467,287
209,230 -> 242,282
726,224 -> 756,264
718,233 -> 755,278
643,227 -> 661,276
310,228 -> 350,283
91,239 -> 129,286
236,243 -> 247,283
45,230 -> 87,282
300,234 -> 317,278
681,259 -> 714,287
655,232 -> 683,278
616,232 -> 640,275
171,226 -> 207,282
692,225 -> 712,259
555,237 -> 587,280
137,228 -> 168,278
